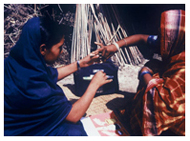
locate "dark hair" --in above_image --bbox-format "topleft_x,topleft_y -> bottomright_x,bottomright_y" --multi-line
39,16 -> 70,49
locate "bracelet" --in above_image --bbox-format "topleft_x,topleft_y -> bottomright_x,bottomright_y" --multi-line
123,38 -> 127,46
77,60 -> 81,70
139,71 -> 152,81
113,42 -> 120,51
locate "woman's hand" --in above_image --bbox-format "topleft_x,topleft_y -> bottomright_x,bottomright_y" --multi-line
65,70 -> 112,123
95,42 -> 118,62
90,71 -> 113,89
57,49 -> 101,81
79,49 -> 101,68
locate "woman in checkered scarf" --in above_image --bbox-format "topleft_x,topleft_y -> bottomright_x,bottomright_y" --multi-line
97,9 -> 185,135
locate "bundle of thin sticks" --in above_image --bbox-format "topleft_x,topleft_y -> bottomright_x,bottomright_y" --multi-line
71,4 -> 144,66
71,4 -> 92,63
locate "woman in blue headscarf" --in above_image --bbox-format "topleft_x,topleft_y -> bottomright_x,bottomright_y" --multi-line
4,17 -> 112,136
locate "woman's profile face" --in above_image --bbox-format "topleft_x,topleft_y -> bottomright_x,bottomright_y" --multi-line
43,37 -> 64,64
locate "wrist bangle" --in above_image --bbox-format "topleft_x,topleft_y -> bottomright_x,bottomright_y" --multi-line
139,71 -> 152,81
77,60 -> 81,70
113,42 -> 120,51
123,38 -> 127,46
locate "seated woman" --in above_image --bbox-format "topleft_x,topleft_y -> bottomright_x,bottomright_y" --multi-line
4,17 -> 112,136
96,9 -> 185,136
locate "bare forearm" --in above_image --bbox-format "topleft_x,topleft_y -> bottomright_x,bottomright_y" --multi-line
139,67 -> 153,86
117,34 -> 149,48
57,62 -> 78,81
65,71 -> 111,123
57,50 -> 100,81
65,82 -> 99,123
96,34 -> 150,61
142,74 -> 152,85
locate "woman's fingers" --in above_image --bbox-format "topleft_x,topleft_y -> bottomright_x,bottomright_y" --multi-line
94,42 -> 103,47
89,53 -> 99,58
106,79 -> 113,84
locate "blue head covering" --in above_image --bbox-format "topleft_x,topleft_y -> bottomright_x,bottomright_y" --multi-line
4,17 -> 77,135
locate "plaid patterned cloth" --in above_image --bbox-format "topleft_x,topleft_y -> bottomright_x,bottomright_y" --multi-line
130,9 -> 185,136
130,51 -> 185,136
160,10 -> 185,60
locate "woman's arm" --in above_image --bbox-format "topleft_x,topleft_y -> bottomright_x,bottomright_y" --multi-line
139,67 -> 153,86
96,34 -> 149,61
65,71 -> 112,123
57,50 -> 100,81
57,61 -> 78,81
116,34 -> 149,48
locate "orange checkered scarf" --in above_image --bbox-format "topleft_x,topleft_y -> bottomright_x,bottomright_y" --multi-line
144,52 -> 185,135
160,9 -> 185,60
130,52 -> 185,136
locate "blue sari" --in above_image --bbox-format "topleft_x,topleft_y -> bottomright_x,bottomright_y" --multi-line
4,17 -> 87,136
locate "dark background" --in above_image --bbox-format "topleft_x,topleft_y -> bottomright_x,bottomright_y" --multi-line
114,4 -> 185,58
116,4 -> 185,35
57,4 -> 185,35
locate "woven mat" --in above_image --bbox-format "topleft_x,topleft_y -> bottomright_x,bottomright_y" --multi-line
57,82 -> 135,117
